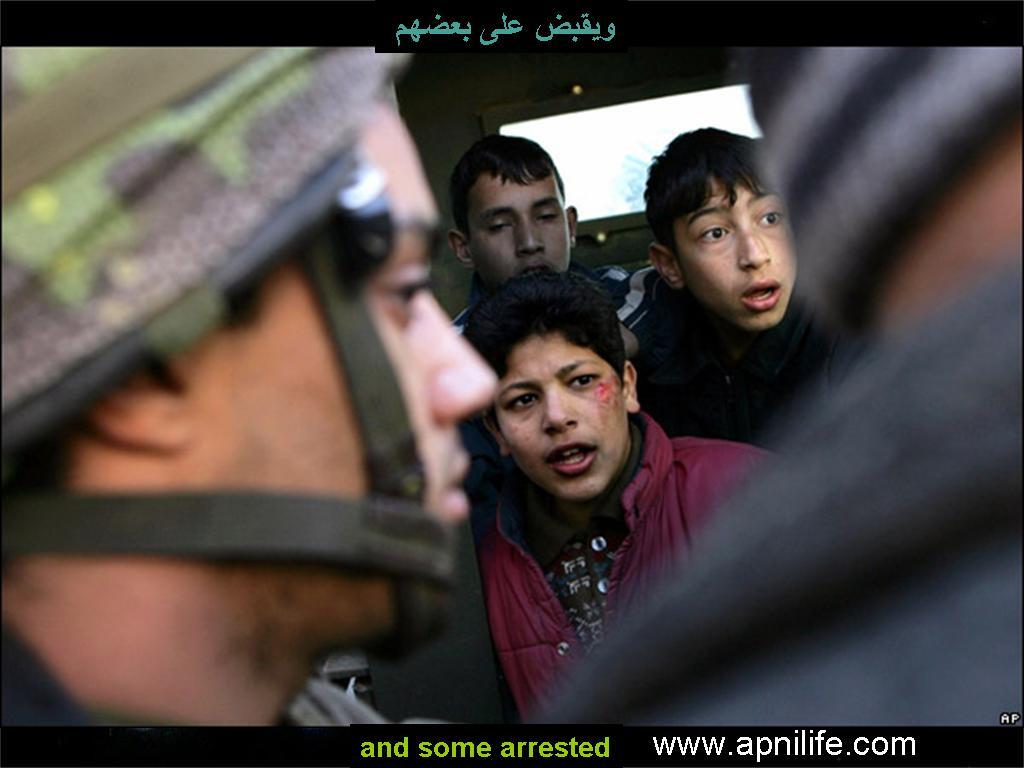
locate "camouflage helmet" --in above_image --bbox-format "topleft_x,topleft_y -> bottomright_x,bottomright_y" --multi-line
3,48 -> 402,450
2,48 -> 453,653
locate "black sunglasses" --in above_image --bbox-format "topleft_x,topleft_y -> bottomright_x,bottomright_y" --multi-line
328,157 -> 443,292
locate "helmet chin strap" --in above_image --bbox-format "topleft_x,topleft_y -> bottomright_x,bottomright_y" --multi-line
1,490 -> 453,583
1,489 -> 454,663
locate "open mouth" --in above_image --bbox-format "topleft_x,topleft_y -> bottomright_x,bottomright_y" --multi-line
741,282 -> 781,312
545,443 -> 597,477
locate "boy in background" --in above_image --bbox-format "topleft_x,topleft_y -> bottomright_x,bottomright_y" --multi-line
639,128 -> 859,445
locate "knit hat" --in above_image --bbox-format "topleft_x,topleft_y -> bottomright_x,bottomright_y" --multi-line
744,47 -> 1022,330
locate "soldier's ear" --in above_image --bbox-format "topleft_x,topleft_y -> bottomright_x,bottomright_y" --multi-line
84,362 -> 194,454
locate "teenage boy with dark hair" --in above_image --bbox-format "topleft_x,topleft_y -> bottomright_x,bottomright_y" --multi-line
448,134 -> 650,338
639,128 -> 858,445
464,271 -> 763,716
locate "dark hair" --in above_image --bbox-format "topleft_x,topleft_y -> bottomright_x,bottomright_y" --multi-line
645,128 -> 768,249
464,271 -> 625,380
449,135 -> 565,233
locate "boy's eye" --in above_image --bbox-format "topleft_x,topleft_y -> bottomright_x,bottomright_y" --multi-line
701,226 -> 727,241
571,374 -> 596,387
505,393 -> 537,410
761,211 -> 783,226
537,212 -> 558,222
487,221 -> 510,233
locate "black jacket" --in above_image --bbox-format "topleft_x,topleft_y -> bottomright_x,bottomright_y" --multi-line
637,286 -> 862,447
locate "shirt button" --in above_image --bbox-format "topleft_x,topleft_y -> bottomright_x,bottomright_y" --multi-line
597,578 -> 609,594
591,536 -> 607,552
556,642 -> 570,656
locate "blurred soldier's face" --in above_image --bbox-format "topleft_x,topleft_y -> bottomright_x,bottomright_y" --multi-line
59,104 -> 495,684
200,106 -> 495,522
359,106 -> 498,522
450,174 -> 578,292
167,105 -> 494,657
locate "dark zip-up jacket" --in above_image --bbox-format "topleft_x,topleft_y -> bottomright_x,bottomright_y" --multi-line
638,282 -> 863,447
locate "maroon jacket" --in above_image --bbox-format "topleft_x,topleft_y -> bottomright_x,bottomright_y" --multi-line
478,413 -> 765,716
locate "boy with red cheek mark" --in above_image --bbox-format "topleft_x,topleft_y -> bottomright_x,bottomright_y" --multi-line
464,272 -> 766,717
